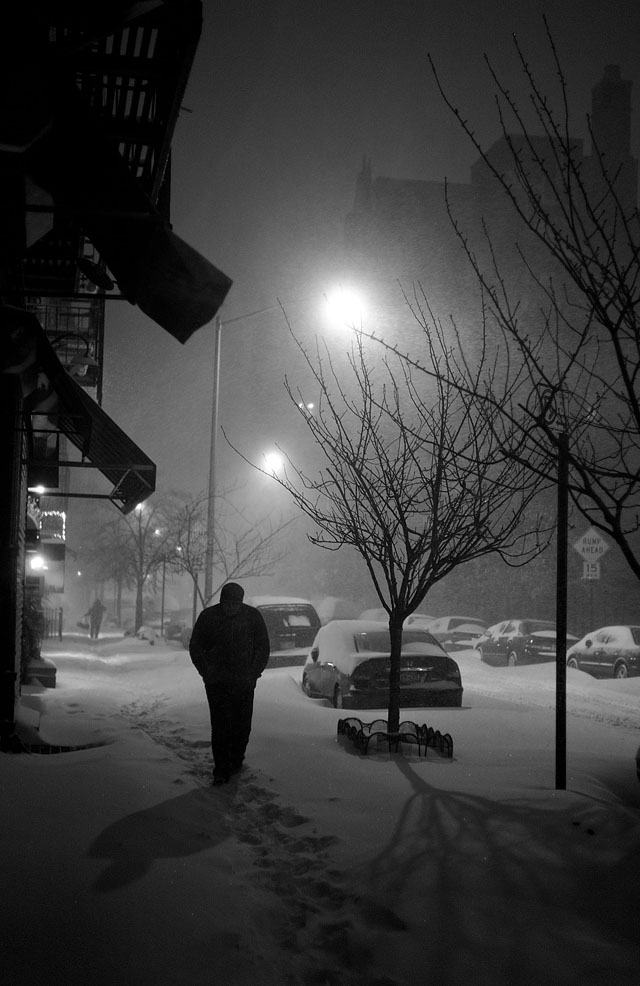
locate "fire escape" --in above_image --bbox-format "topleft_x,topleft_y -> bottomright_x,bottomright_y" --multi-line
0,2 -> 232,744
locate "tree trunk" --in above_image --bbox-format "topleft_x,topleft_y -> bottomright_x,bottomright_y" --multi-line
135,578 -> 144,632
115,579 -> 122,626
191,573 -> 199,625
387,619 -> 404,734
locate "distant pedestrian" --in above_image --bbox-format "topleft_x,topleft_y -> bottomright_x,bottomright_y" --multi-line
189,583 -> 270,785
85,599 -> 106,639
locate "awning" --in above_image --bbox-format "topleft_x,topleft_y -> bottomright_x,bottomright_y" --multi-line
36,336 -> 156,513
3,306 -> 155,514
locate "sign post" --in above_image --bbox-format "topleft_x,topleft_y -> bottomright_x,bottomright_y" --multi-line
555,433 -> 569,790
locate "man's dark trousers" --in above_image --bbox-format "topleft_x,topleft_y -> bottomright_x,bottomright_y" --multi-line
204,684 -> 256,778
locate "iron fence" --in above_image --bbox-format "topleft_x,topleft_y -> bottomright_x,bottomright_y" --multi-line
42,607 -> 63,641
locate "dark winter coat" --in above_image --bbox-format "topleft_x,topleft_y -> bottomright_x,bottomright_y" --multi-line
188,601 -> 270,690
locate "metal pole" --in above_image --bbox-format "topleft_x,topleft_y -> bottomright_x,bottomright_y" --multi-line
160,558 -> 166,638
555,432 -> 569,790
204,316 -> 222,608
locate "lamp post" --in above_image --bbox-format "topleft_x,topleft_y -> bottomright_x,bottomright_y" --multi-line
160,555 -> 167,638
203,316 -> 222,608
202,288 -> 365,606
203,306 -> 280,606
555,431 -> 569,790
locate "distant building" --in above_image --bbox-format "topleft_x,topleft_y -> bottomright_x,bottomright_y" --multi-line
344,65 -> 638,303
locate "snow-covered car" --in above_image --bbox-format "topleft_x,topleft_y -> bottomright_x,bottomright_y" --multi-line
426,615 -> 487,651
301,620 -> 463,709
566,625 -> 640,679
476,619 -> 578,667
164,619 -> 188,642
247,596 -> 322,668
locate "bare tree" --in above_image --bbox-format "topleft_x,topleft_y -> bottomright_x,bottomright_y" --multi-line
87,520 -> 132,624
166,492 -> 295,618
243,321 -> 548,732
93,495 -> 181,632
426,23 -> 640,580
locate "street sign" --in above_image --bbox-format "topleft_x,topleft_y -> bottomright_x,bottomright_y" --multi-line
582,561 -> 600,580
573,526 -> 610,560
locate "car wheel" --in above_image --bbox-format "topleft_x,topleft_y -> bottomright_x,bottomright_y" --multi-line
332,685 -> 344,709
567,657 -> 579,670
507,651 -> 518,667
614,662 -> 629,679
301,671 -> 312,696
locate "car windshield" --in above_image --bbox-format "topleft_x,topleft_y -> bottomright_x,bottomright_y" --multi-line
260,604 -> 321,652
354,629 -> 441,654
261,605 -> 320,630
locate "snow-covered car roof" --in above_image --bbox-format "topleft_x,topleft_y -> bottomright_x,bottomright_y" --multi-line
247,595 -> 318,608
573,625 -> 640,646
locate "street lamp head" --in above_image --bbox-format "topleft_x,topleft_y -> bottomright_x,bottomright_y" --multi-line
324,285 -> 366,328
263,451 -> 284,474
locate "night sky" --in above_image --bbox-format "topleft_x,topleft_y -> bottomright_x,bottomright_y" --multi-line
102,0 -> 640,502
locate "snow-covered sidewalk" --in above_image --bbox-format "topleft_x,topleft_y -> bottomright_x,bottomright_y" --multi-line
2,636 -> 639,986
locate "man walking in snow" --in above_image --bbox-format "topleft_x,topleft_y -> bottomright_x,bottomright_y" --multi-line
85,598 -> 106,639
189,582 -> 270,785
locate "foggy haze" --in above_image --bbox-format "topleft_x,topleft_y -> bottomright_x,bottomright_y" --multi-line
80,0 -> 640,611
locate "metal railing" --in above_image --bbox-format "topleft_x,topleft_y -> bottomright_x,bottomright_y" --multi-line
42,607 -> 63,641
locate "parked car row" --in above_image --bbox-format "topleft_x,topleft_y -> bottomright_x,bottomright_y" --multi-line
171,593 -> 640,686
469,618 -> 640,680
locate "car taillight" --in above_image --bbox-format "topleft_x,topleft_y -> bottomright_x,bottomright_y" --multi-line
447,660 -> 461,680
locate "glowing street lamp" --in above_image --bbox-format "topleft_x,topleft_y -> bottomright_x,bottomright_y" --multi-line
263,451 -> 284,475
324,285 -> 366,328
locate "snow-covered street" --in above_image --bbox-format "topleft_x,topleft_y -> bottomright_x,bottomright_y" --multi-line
2,634 -> 639,986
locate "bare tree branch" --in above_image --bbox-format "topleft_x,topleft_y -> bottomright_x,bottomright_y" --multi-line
426,28 -> 640,578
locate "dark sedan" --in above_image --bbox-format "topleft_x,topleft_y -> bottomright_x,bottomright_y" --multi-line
475,619 -> 579,667
567,625 -> 640,679
301,620 -> 463,709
